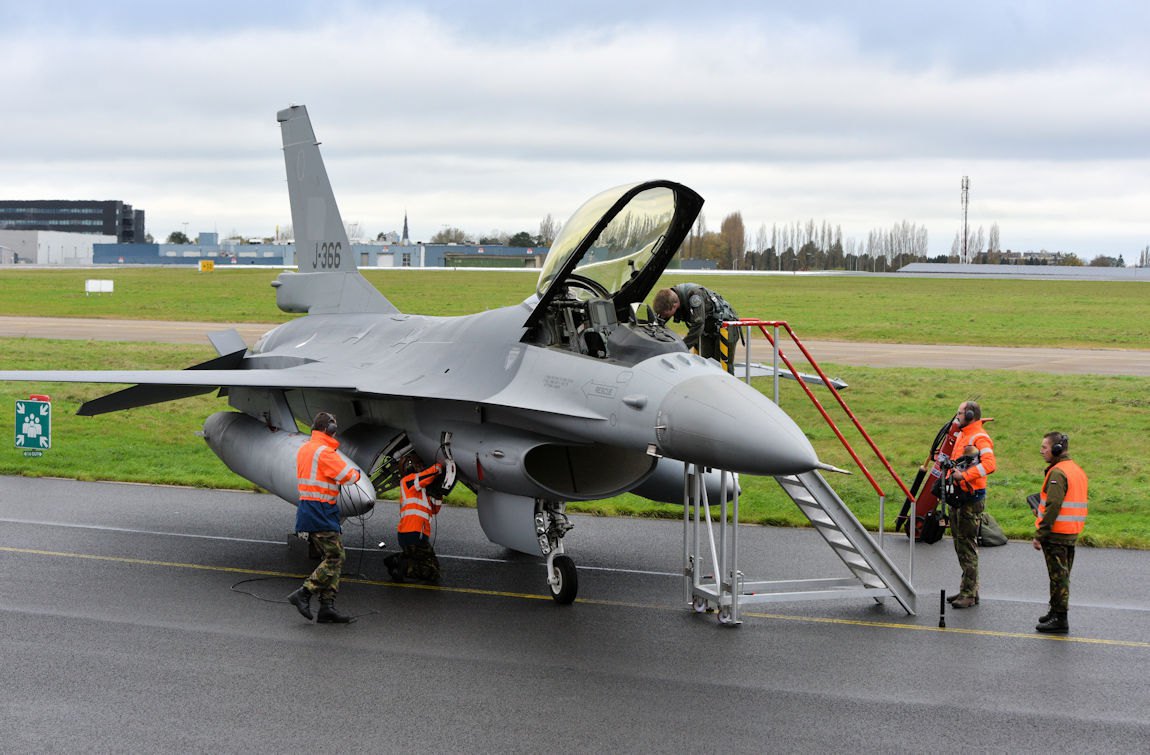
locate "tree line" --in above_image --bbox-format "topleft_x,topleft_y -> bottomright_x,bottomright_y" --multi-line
681,213 -> 933,272
425,213 -> 562,247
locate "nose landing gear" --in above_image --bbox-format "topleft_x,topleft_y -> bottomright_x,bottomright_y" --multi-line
537,500 -> 577,604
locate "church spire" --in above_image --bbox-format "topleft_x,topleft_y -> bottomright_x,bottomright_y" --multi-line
401,212 -> 410,246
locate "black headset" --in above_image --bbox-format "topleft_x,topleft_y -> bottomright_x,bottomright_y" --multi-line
313,412 -> 338,436
962,401 -> 979,423
1051,432 -> 1068,456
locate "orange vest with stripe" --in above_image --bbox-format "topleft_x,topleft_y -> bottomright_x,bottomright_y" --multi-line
1038,460 -> 1089,536
954,421 -> 995,492
296,431 -> 360,504
399,464 -> 444,536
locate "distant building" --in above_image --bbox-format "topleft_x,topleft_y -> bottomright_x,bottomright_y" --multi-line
0,229 -> 117,265
0,200 -> 145,242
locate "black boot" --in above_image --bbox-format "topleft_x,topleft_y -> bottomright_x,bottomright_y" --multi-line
1037,610 -> 1052,624
1036,611 -> 1069,634
317,599 -> 355,624
287,586 -> 313,620
384,553 -> 405,583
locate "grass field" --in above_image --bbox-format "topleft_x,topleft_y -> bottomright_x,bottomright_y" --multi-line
1,268 -> 1147,547
2,267 -> 1149,348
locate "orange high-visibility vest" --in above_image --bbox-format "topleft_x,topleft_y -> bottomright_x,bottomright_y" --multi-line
296,431 -> 360,504
1038,459 -> 1089,536
399,464 -> 444,536
954,422 -> 995,492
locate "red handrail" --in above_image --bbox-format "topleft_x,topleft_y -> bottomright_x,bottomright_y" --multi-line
727,318 -> 914,503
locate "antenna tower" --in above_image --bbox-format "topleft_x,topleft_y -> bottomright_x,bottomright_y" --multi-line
961,176 -> 970,263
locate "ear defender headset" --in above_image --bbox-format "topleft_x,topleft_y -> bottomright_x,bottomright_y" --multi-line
313,412 -> 338,435
962,401 -> 980,423
1051,433 -> 1068,456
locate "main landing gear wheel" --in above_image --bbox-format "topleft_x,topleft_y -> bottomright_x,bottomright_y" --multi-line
549,554 -> 578,605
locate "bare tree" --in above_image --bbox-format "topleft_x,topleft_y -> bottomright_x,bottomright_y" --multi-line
686,213 -> 707,260
537,214 -> 560,246
754,223 -> 768,270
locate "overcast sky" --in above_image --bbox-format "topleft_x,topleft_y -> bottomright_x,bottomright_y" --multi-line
2,0 -> 1148,258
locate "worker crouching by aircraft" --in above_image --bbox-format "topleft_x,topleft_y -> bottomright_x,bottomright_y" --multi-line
653,283 -> 742,373
385,456 -> 449,583
286,412 -> 362,624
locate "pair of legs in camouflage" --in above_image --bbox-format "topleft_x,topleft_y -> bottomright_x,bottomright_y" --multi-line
302,530 -> 345,599
385,532 -> 440,583
950,496 -> 986,598
1041,540 -> 1076,613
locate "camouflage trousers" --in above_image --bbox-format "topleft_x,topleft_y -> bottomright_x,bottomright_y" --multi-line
951,499 -> 985,597
385,540 -> 441,583
1041,541 -> 1076,612
303,531 -> 345,599
405,541 -> 441,582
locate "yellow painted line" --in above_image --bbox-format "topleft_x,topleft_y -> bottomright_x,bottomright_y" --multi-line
739,611 -> 1150,648
0,546 -> 551,601
5,546 -> 1148,647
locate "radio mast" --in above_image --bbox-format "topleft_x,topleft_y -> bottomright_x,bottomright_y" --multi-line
961,176 -> 970,263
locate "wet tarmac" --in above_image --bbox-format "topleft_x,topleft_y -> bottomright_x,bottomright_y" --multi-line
2,476 -> 1147,751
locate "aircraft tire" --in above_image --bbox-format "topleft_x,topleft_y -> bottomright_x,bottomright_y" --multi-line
549,555 -> 578,605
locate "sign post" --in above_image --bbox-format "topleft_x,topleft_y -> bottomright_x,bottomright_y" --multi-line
15,396 -> 51,457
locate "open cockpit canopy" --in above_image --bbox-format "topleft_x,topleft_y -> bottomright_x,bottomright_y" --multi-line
525,180 -> 703,329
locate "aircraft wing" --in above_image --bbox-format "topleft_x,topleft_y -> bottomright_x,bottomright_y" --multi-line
0,363 -> 362,416
0,359 -> 606,421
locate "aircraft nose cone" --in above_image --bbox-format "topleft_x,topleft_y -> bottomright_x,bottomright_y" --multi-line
656,374 -> 819,476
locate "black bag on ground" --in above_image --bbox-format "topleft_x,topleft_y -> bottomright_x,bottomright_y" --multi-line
978,512 -> 1008,547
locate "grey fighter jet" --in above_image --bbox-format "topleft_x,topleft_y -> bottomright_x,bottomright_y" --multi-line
0,106 -> 820,603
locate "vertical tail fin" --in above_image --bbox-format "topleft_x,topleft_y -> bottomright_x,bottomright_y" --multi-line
274,105 -> 397,314
278,104 -> 356,273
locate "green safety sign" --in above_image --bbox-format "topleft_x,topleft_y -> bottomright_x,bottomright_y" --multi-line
16,399 -> 51,450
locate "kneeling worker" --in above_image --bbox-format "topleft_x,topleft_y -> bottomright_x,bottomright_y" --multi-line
287,411 -> 362,624
385,455 -> 445,583
652,283 -> 741,373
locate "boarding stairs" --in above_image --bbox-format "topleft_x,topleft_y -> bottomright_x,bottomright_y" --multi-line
685,319 -> 918,625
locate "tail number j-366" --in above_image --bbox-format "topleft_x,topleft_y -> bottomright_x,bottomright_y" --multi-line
312,241 -> 342,269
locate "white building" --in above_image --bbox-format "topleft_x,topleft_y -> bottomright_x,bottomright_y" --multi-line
0,230 -> 116,265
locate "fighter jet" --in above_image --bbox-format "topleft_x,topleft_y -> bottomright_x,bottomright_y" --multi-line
0,105 -> 819,603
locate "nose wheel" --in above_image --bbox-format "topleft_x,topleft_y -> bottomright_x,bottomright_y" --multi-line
548,553 -> 578,604
537,499 -> 577,604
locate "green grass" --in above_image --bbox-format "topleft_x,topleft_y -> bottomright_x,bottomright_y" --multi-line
2,268 -> 1149,348
1,268 -> 1146,546
1,339 -> 1145,548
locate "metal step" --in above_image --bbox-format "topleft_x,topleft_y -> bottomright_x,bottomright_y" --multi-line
775,470 -> 916,614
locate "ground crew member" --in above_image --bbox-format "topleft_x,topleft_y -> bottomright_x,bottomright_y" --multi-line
385,456 -> 444,583
286,411 -> 361,624
1033,431 -> 1088,634
652,283 -> 741,373
946,400 -> 996,609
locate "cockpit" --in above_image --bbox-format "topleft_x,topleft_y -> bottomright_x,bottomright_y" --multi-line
521,180 -> 704,365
